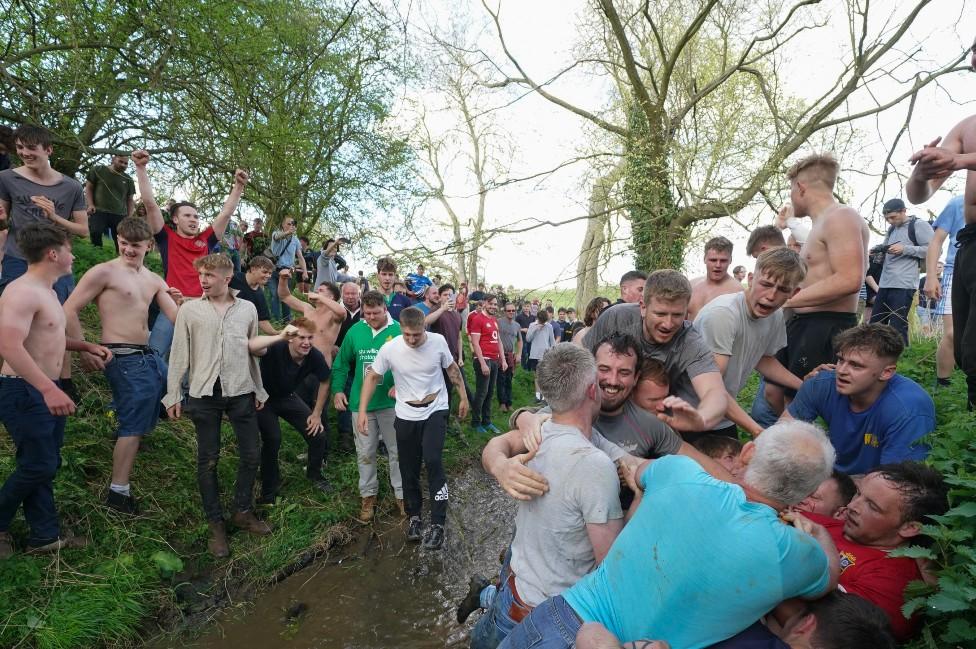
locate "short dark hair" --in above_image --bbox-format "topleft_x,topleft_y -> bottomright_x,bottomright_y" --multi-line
438,283 -> 455,295
704,236 -> 733,255
0,125 -> 17,152
376,257 -> 397,273
873,461 -> 949,525
693,435 -> 743,459
808,591 -> 897,649
116,217 -> 154,243
536,309 -> 550,323
399,306 -> 425,329
299,236 -> 309,245
593,332 -> 641,369
361,290 -> 387,309
13,124 -> 53,149
833,324 -> 904,362
583,296 -> 608,327
169,201 -> 197,219
557,307 -> 566,314
619,270 -> 647,286
831,470 -> 857,507
247,255 -> 274,272
746,225 -> 786,257
17,222 -> 69,264
319,281 -> 340,300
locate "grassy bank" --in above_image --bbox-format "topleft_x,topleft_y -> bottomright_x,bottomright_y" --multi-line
0,239 -> 537,649
0,241 -> 973,648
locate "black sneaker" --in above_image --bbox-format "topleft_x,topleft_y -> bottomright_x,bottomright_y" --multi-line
105,489 -> 138,515
422,523 -> 445,550
309,474 -> 333,493
456,574 -> 489,623
406,516 -> 423,542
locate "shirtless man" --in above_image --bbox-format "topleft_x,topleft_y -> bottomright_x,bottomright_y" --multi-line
0,223 -> 111,556
768,155 -> 868,412
687,237 -> 743,321
906,37 -> 976,408
63,217 -> 179,514
276,268 -> 344,363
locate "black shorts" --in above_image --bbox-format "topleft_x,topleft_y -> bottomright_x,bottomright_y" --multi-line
776,311 -> 858,392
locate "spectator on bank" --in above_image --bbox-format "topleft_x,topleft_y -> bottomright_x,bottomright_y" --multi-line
84,154 -> 135,250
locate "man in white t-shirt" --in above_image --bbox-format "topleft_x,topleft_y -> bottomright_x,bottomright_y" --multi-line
358,306 -> 469,550
694,248 -> 807,439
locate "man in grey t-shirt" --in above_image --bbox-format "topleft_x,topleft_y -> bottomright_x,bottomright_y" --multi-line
467,344 -> 623,649
496,303 -> 522,412
582,269 -> 727,434
694,248 -> 807,440
870,198 -> 934,344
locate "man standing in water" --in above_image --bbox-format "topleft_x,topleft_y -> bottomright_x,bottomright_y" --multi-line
906,37 -> 976,408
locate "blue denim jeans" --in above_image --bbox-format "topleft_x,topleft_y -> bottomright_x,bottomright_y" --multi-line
104,351 -> 167,437
0,377 -> 66,545
496,595 -> 582,649
269,269 -> 292,321
148,313 -> 175,360
471,575 -> 524,649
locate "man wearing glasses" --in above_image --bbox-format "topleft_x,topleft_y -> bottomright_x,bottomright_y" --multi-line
497,302 -> 522,413
269,217 -> 308,322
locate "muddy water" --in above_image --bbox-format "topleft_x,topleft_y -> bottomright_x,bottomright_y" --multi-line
189,464 -> 515,649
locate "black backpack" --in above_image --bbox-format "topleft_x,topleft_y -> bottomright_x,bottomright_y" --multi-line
882,216 -> 922,269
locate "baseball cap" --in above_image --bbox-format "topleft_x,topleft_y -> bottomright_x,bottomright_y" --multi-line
882,198 -> 906,214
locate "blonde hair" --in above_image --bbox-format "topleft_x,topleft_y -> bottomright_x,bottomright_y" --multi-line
786,153 -> 839,190
754,248 -> 807,288
193,253 -> 234,274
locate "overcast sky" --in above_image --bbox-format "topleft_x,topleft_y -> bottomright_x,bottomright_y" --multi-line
364,0 -> 975,291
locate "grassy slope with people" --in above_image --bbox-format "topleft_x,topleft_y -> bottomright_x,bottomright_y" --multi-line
0,242 -> 972,647
0,239 -> 538,649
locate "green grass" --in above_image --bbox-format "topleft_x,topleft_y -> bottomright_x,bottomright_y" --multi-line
0,238 -> 535,649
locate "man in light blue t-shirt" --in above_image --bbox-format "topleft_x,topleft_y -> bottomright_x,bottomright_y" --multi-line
782,323 -> 933,474
498,420 -> 839,649
925,196 -> 966,388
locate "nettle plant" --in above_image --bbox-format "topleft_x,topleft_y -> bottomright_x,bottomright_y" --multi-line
897,400 -> 976,649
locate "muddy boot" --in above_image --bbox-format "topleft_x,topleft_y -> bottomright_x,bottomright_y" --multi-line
422,523 -> 445,550
396,498 -> 406,518
406,516 -> 423,542
457,574 -> 490,623
357,496 -> 376,524
0,531 -> 14,559
27,533 -> 88,554
208,521 -> 230,558
231,510 -> 272,536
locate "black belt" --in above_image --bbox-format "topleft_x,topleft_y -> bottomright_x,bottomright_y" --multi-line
103,343 -> 154,355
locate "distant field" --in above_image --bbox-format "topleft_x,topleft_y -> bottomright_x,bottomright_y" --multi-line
506,285 -> 621,309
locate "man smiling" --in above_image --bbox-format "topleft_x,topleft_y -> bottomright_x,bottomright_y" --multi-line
781,324 -> 934,474
583,270 -> 727,434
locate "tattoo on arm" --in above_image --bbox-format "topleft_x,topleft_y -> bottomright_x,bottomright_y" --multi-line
446,363 -> 465,393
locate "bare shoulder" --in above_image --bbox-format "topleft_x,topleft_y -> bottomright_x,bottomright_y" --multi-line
690,276 -> 705,287
823,205 -> 865,231
0,278 -> 43,314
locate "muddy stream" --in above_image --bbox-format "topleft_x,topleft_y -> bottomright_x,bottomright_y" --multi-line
184,464 -> 515,648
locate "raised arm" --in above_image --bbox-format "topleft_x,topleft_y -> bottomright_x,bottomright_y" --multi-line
906,119 -> 976,203
275,269 -> 312,314
211,169 -> 248,241
131,150 -> 164,234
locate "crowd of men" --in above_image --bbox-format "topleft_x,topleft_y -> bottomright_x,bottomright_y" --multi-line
0,39 -> 974,647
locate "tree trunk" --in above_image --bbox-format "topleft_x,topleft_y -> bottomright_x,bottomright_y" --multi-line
624,105 -> 687,272
576,162 -> 623,311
